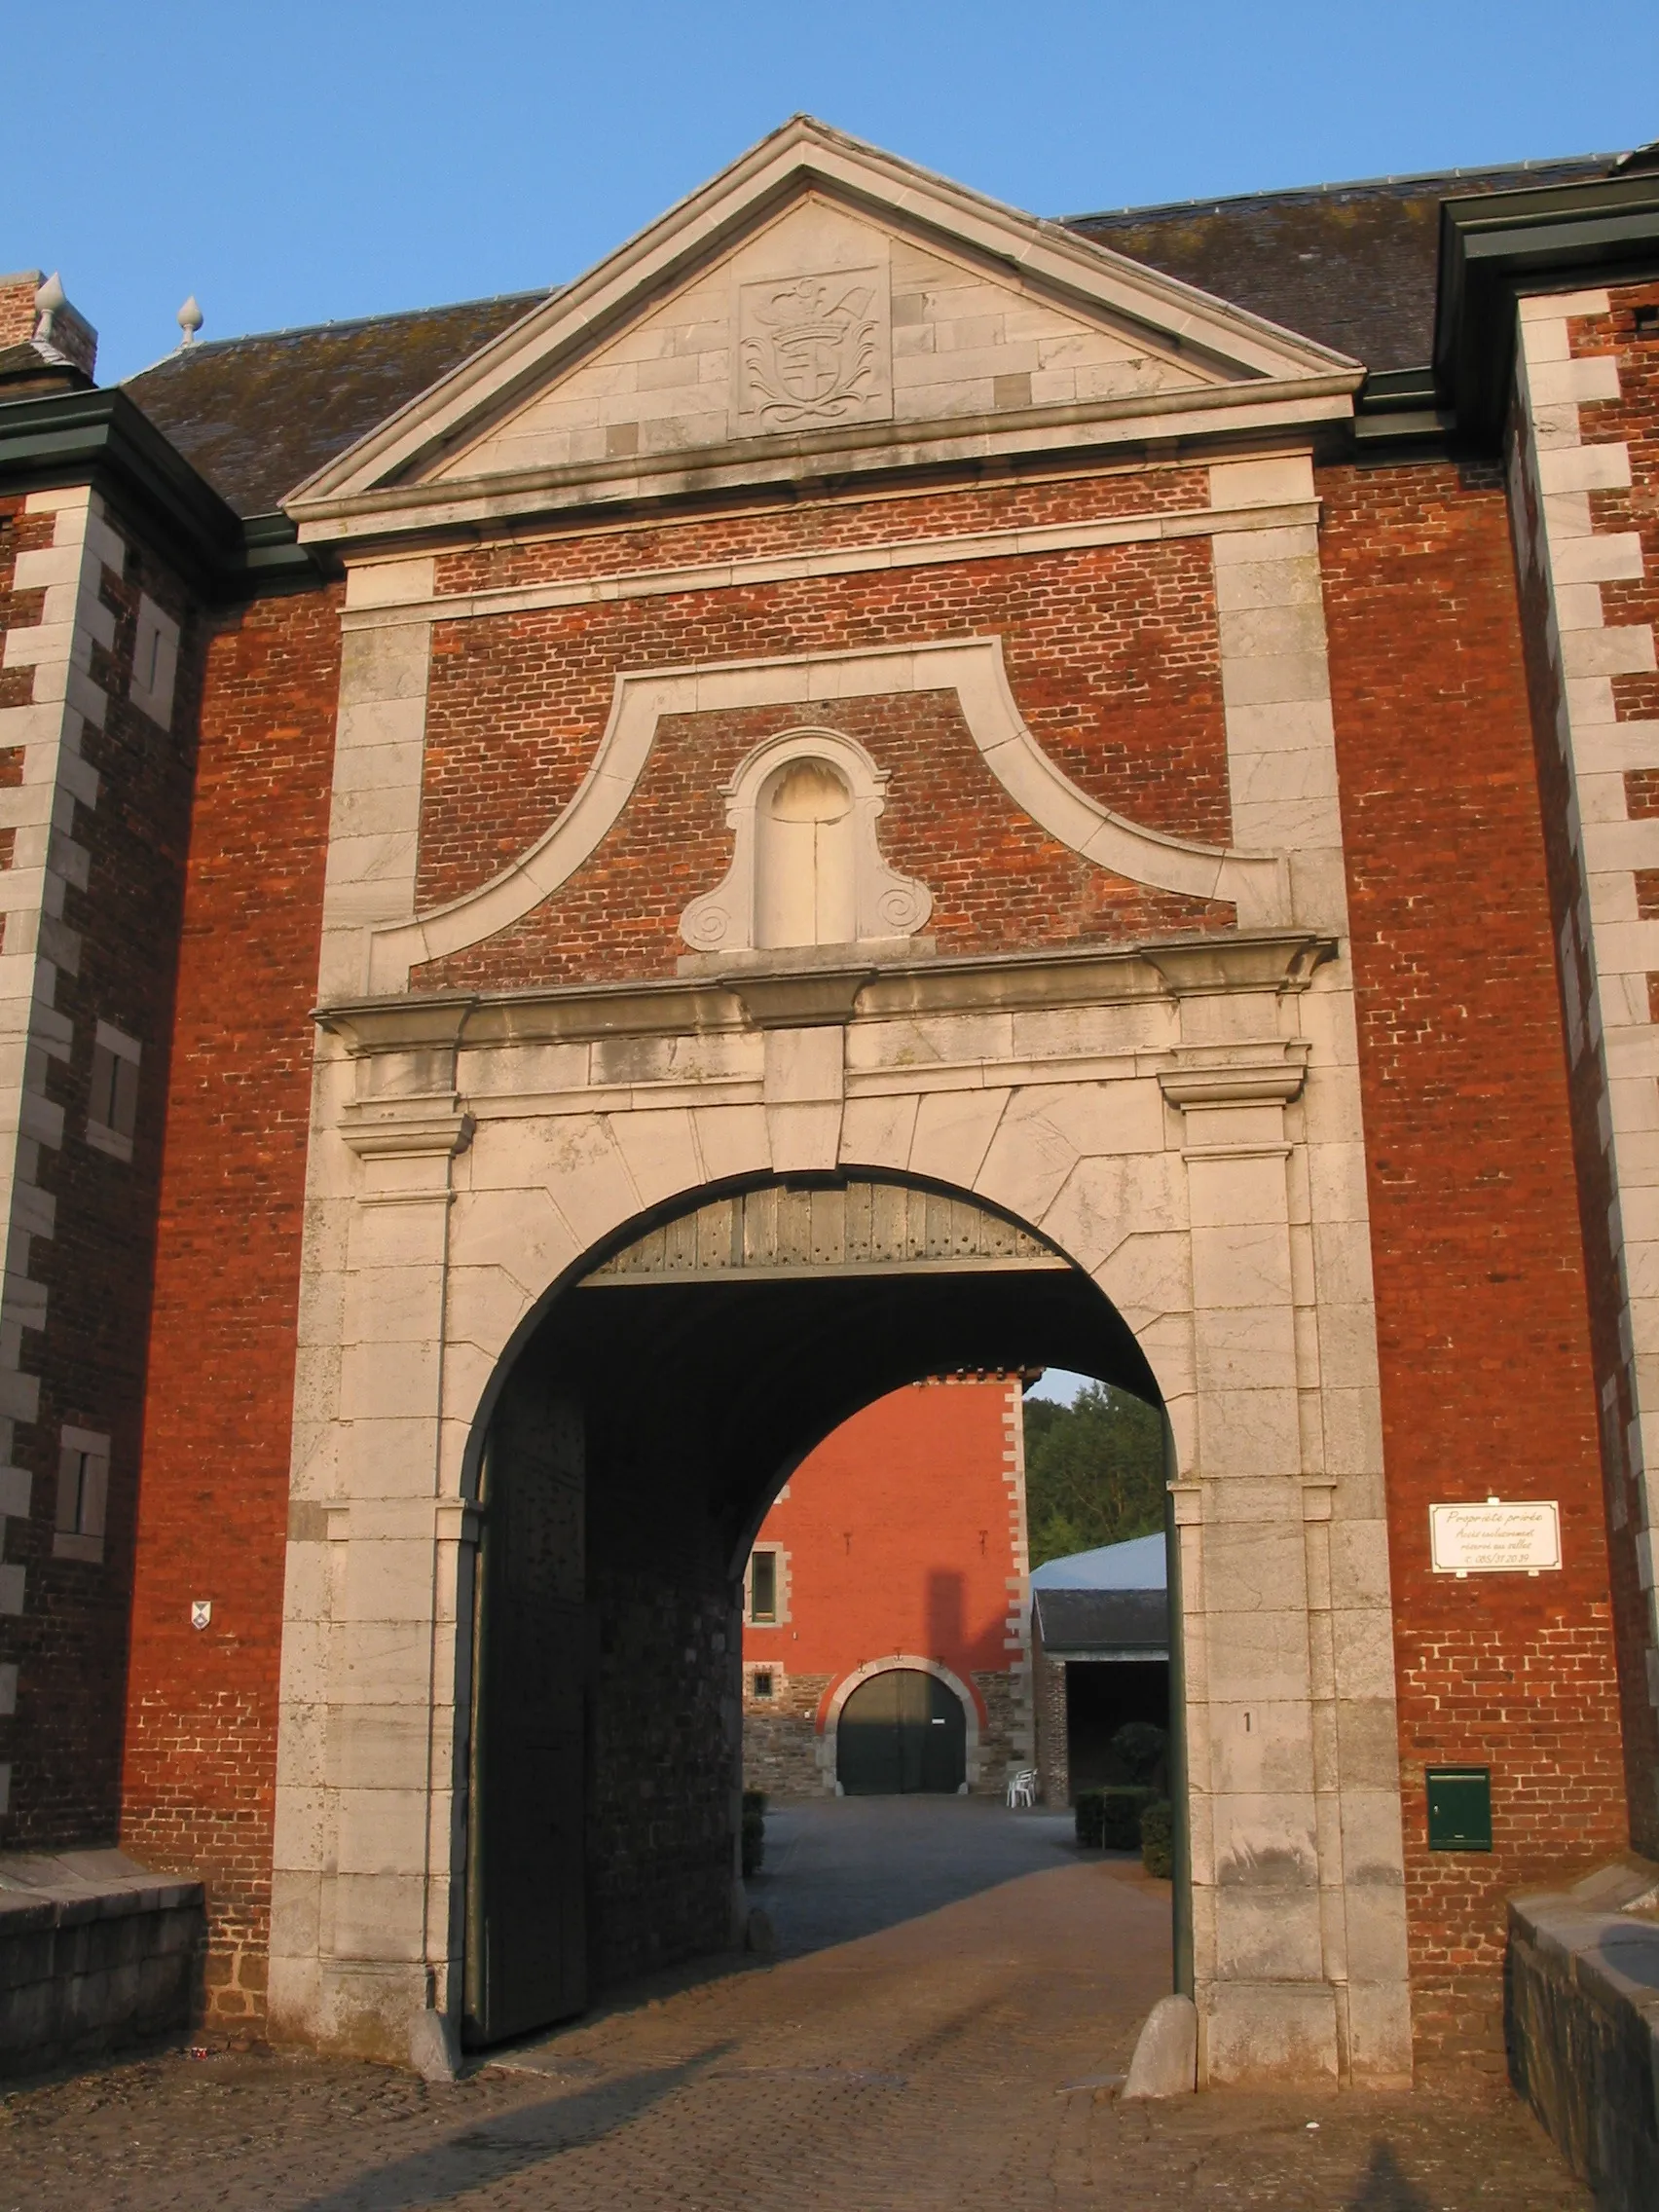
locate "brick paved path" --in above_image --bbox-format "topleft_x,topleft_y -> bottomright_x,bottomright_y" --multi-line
0,1800 -> 1589,2210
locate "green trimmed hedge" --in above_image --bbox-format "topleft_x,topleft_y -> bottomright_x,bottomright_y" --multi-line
1140,1797 -> 1174,1879
1075,1786 -> 1157,1851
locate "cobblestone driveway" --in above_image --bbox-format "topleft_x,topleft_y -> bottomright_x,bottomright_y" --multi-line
0,1800 -> 1588,2210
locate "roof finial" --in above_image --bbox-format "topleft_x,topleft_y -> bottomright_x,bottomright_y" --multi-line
33,272 -> 66,345
177,295 -> 203,346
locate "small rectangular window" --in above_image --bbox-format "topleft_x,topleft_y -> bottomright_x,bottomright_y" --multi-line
54,1426 -> 110,1564
752,1671 -> 774,1700
749,1550 -> 777,1623
88,1021 -> 141,1161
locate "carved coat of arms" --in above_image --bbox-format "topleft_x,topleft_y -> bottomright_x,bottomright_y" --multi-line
738,269 -> 889,430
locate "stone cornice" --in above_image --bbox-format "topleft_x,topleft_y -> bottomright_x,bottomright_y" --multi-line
338,498 -> 1323,632
1158,1040 -> 1312,1109
291,379 -> 1357,552
315,929 -> 1337,1056
337,1097 -> 476,1157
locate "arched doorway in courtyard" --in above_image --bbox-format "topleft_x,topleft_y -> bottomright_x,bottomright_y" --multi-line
833,1666 -> 971,1796
460,1171 -> 1178,2048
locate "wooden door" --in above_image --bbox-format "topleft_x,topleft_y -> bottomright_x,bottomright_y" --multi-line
464,1371 -> 586,2046
837,1669 -> 966,1794
917,1670 -> 967,1792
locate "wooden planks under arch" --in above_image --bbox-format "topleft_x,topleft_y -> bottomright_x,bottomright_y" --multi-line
581,1180 -> 1070,1284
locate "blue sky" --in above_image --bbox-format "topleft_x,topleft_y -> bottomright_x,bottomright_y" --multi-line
7,2 -> 1658,383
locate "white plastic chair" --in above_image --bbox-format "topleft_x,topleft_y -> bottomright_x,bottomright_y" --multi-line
1006,1767 -> 1039,1809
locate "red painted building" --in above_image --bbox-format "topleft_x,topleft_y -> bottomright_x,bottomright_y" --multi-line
741,1375 -> 1031,1796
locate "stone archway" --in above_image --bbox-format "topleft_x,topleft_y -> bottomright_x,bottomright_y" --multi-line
822,1655 -> 982,1793
459,1169 -> 1152,2044
270,921 -> 1412,2089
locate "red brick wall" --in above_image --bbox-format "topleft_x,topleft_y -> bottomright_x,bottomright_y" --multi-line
431,464 -> 1209,597
416,502 -> 1232,934
1319,458 -> 1627,2068
0,277 -> 37,351
416,685 -> 1231,992
120,583 -> 342,2029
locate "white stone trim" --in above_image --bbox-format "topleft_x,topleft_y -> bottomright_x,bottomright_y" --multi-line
128,595 -> 178,731
302,392 -> 1356,547
1001,1378 -> 1035,1765
1511,287 -> 1659,1741
336,498 -> 1324,633
818,1654 -> 982,1791
680,725 -> 932,953
353,636 -> 1288,996
0,487 -> 115,1701
291,118 -> 1355,517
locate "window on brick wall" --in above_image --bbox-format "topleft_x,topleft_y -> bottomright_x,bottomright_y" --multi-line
54,1427 -> 110,1564
752,1670 -> 775,1700
87,1021 -> 140,1161
747,1548 -> 779,1624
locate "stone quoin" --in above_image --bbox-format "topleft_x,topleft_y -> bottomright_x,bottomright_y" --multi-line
0,121 -> 1656,2091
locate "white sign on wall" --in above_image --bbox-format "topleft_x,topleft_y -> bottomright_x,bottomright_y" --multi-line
1430,1498 -> 1562,1577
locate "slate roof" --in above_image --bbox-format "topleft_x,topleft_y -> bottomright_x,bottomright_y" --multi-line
123,290 -> 549,517
1067,156 -> 1610,371
1033,1587 -> 1169,1657
119,154 -> 1615,518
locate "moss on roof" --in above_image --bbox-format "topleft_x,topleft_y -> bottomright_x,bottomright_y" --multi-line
119,157 -> 1615,517
123,290 -> 548,516
1065,158 -> 1608,370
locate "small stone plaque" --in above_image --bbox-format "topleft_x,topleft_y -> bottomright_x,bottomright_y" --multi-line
1429,1498 -> 1561,1576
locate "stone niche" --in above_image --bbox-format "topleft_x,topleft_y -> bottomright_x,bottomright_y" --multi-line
680,726 -> 932,956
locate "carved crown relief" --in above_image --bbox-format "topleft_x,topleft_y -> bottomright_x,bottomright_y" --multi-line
426,194 -> 1214,483
679,728 -> 932,956
735,267 -> 891,433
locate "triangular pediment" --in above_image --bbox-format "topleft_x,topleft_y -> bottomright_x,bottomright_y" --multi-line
289,118 -> 1359,517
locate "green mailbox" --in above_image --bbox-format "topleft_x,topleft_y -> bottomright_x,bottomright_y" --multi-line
1425,1766 -> 1493,1851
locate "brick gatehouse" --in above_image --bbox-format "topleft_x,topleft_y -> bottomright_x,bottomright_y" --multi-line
1,120 -> 1657,2087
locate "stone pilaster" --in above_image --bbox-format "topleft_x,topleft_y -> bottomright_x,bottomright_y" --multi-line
0,486 -> 112,1805
1510,288 -> 1659,1787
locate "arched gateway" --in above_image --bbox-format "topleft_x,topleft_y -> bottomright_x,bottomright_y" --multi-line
254,120 -> 1417,2093
275,904 -> 1407,2087
462,1174 -> 1161,2043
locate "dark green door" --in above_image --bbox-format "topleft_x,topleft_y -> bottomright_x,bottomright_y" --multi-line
464,1372 -> 586,2046
836,1669 -> 967,1794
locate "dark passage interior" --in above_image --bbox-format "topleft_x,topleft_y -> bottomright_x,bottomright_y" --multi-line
461,1176 -> 1163,2049
1064,1660 -> 1172,1797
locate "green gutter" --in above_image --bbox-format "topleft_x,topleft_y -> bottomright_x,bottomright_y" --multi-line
0,386 -> 324,599
1436,168 -> 1659,446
